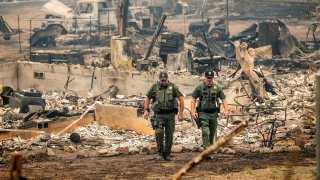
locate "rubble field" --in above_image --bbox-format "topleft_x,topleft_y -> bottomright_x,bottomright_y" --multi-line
0,0 -> 319,179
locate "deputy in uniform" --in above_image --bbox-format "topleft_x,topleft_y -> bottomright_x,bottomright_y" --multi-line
144,71 -> 184,160
190,70 -> 229,151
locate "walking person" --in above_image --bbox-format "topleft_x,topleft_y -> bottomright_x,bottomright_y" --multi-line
144,71 -> 184,160
190,70 -> 229,157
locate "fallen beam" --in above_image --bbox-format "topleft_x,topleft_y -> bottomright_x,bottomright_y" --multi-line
0,129 -> 45,133
0,114 -> 94,141
10,153 -> 24,180
57,102 -> 97,135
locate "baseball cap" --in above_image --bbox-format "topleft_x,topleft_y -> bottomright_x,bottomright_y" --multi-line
204,70 -> 214,78
159,71 -> 168,80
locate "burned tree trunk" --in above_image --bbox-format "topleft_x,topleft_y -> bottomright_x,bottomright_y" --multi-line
234,41 -> 260,83
227,41 -> 265,100
116,0 -> 129,37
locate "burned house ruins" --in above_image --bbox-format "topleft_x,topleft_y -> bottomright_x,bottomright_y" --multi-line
0,0 -> 319,179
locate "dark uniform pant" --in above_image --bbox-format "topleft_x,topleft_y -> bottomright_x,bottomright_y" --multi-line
199,112 -> 218,148
155,112 -> 175,157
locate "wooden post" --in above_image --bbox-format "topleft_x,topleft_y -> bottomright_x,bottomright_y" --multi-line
10,153 -> 23,180
316,74 -> 320,180
171,120 -> 248,180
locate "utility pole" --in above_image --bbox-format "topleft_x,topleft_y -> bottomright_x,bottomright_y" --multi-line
89,16 -> 92,50
29,19 -> 32,60
17,15 -> 21,53
225,0 -> 230,57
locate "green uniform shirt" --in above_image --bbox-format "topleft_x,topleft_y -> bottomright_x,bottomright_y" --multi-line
192,82 -> 226,101
146,82 -> 183,101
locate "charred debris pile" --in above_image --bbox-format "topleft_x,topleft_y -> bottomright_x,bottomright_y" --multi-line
0,0 -> 318,163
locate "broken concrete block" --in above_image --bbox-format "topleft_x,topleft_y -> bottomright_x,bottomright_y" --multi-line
46,148 -> 55,156
139,147 -> 150,155
64,146 -> 76,153
272,146 -> 287,153
275,132 -> 287,139
171,145 -> 183,153
275,139 -> 295,147
98,149 -> 109,155
287,145 -> 301,152
129,147 -> 139,155
221,147 -> 236,154
181,144 -> 195,153
175,123 -> 192,131
235,147 -> 250,154
304,141 -> 316,149
116,147 -> 130,155
148,143 -> 157,154
258,147 -> 273,153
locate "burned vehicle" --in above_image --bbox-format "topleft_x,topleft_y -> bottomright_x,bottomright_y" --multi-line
31,0 -> 161,47
0,16 -> 13,40
188,18 -> 228,41
41,0 -> 115,33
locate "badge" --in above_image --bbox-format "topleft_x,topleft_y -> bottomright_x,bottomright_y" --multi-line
169,86 -> 172,90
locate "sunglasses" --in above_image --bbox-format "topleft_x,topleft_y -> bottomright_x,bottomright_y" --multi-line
205,77 -> 213,79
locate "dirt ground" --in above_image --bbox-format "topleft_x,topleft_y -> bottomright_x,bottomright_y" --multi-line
0,149 -> 316,179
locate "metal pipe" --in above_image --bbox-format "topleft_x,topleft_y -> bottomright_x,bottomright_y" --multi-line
144,14 -> 167,61
89,16 -> 92,50
316,74 -> 320,180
